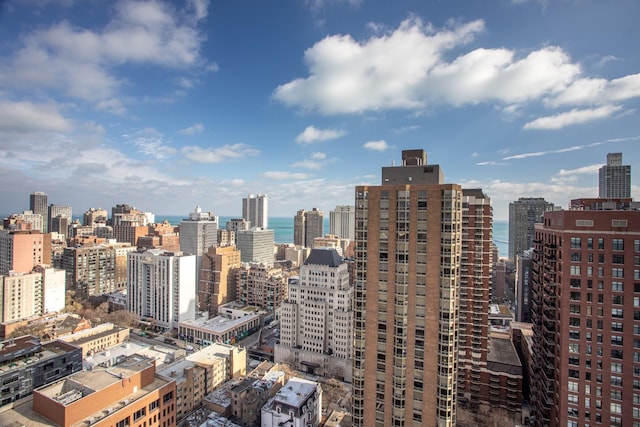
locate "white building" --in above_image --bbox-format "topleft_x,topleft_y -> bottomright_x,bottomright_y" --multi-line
0,271 -> 43,322
34,265 -> 66,314
236,228 -> 275,267
16,210 -> 44,232
261,377 -> 322,427
329,205 -> 355,241
275,248 -> 353,381
242,194 -> 268,229
127,249 -> 197,329
179,205 -> 219,281
178,311 -> 260,347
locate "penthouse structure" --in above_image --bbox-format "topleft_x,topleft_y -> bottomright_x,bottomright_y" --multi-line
353,149 -> 461,427
0,335 -> 82,406
530,198 -> 640,427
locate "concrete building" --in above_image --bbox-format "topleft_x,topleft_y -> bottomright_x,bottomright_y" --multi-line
29,191 -> 48,233
226,218 -> 251,233
48,204 -> 72,236
128,249 -> 197,330
261,377 -> 322,427
11,354 -> 177,427
293,208 -> 324,248
16,210 -> 45,233
276,248 -> 353,381
62,244 -> 117,297
236,228 -> 275,267
229,371 -> 285,426
178,310 -> 260,347
457,189 -> 494,410
0,335 -> 82,406
530,198 -> 640,427
198,245 -> 241,316
0,230 -> 51,276
188,342 -> 247,381
329,205 -> 355,241
137,220 -> 180,252
515,249 -> 534,323
599,152 -> 631,198
312,234 -> 350,256
83,207 -> 108,226
33,265 -> 66,314
353,149 -> 460,427
180,205 -> 219,283
242,194 -> 268,229
0,271 -> 43,322
508,197 -> 555,262
238,263 -> 287,311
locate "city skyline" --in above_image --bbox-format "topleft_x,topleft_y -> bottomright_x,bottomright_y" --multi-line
0,1 -> 639,220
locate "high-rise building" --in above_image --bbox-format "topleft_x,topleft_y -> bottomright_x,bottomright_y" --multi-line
276,247 -> 353,380
599,152 -> 631,198
179,205 -> 219,282
515,249 -> 534,323
48,204 -> 72,235
293,208 -> 324,248
33,265 -> 66,314
63,244 -> 116,297
0,272 -> 43,322
508,197 -> 555,262
353,149 -> 461,427
242,194 -> 268,229
0,230 -> 51,276
127,248 -> 196,329
236,228 -> 275,267
457,189 -> 498,409
83,207 -> 108,225
29,191 -> 48,233
238,263 -> 286,311
329,205 -> 356,241
16,210 -> 44,232
530,198 -> 640,427
198,245 -> 242,316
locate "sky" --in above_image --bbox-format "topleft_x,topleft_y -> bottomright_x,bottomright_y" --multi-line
0,0 -> 639,221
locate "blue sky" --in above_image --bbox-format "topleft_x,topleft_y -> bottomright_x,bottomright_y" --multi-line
0,0 -> 638,221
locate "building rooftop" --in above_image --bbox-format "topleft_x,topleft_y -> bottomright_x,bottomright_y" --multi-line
187,342 -> 243,365
487,333 -> 522,376
84,340 -> 182,370
180,314 -> 259,334
0,336 -> 79,375
157,358 -> 196,383
204,378 -> 242,407
271,377 -> 319,408
303,248 -> 343,267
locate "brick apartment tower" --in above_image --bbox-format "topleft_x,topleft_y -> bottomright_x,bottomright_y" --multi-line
530,198 -> 640,427
198,245 -> 241,316
353,149 -> 461,427
457,189 -> 493,406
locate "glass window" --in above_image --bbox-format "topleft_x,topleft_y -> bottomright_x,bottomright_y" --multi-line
613,239 -> 624,251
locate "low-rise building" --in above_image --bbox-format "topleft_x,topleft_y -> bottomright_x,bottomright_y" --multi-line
58,322 -> 130,357
179,312 -> 260,347
0,335 -> 82,406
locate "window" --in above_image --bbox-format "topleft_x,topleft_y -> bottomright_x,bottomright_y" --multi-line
571,265 -> 581,275
613,281 -> 624,292
116,417 -> 130,427
587,238 -> 594,249
612,268 -> 624,278
611,322 -> 623,332
568,381 -> 579,392
613,254 -> 625,264
571,237 -> 582,248
613,239 -> 624,251
611,402 -> 622,414
133,408 -> 146,422
149,399 -> 160,411
163,391 -> 174,403
598,238 -> 605,249
571,252 -> 581,261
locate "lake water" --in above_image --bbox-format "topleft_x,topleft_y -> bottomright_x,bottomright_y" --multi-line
159,215 -> 509,259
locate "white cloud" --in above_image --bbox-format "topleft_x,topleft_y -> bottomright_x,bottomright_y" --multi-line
502,135 -> 640,160
523,105 -> 623,130
261,171 -> 312,180
123,127 -> 176,160
0,99 -> 72,133
179,123 -> 205,135
551,164 -> 602,184
0,0 -> 210,110
311,152 -> 326,159
364,140 -> 389,151
273,17 -> 640,124
182,143 -> 260,163
295,125 -> 346,144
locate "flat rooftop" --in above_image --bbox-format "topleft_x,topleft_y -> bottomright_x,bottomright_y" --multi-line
487,334 -> 522,376
179,314 -> 259,334
84,340 -> 181,370
272,378 -> 318,408
0,337 -> 79,375
187,342 -> 241,365
157,359 -> 196,383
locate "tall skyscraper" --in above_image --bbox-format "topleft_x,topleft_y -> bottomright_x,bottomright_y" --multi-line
198,245 -> 241,316
276,247 -> 354,380
530,199 -> 640,427
48,204 -> 72,234
242,194 -> 268,229
353,149 -> 461,427
127,248 -> 197,329
293,208 -> 324,248
29,191 -> 48,233
599,152 -> 631,198
508,197 -> 555,262
329,205 -> 356,240
179,205 -> 219,282
236,228 -> 275,266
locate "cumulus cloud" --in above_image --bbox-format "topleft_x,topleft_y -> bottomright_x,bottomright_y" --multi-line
295,125 -> 346,144
182,143 -> 260,163
179,123 -> 205,135
364,140 -> 389,151
0,0 -> 210,110
0,99 -> 72,133
551,164 -> 602,184
523,105 -> 624,130
273,16 -> 640,129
